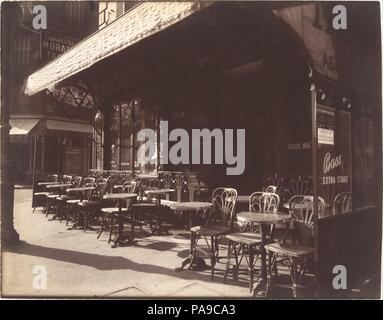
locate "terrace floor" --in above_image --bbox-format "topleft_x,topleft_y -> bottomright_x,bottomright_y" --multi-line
2,188 -> 370,298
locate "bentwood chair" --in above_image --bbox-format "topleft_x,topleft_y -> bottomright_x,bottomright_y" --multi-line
65,177 -> 96,226
223,192 -> 280,293
55,176 -> 83,221
32,174 -> 59,212
98,180 -> 139,242
78,178 -> 109,232
264,195 -> 325,298
45,175 -> 73,217
332,192 -> 352,215
190,187 -> 238,280
265,185 -> 277,193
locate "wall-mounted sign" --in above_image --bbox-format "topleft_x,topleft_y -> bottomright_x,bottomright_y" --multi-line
318,105 -> 335,145
318,128 -> 334,145
41,32 -> 78,62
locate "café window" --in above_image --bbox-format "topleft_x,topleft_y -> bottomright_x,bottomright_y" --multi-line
352,108 -> 377,210
317,104 -> 352,217
110,99 -> 160,173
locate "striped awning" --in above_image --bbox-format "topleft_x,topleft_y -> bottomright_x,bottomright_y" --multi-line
25,2 -> 210,96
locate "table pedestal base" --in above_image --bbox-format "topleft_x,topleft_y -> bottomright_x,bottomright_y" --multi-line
111,233 -> 135,248
175,256 -> 209,271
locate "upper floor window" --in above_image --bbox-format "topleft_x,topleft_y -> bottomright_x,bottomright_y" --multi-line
98,1 -> 139,29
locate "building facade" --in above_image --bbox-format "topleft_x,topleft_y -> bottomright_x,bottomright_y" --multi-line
7,1 -> 98,183
20,2 -> 382,296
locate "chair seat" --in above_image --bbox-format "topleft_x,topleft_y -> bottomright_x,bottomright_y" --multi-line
67,199 -> 82,204
132,203 -> 156,208
264,242 -> 314,258
34,192 -> 50,196
78,200 -> 100,207
101,207 -> 128,214
225,232 -> 262,245
190,225 -> 230,236
56,195 -> 76,201
47,194 -> 60,199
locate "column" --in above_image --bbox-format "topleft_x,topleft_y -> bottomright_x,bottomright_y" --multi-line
1,2 -> 19,244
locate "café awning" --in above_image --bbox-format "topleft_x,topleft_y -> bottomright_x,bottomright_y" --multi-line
46,120 -> 92,134
24,2 -> 210,96
9,119 -> 40,136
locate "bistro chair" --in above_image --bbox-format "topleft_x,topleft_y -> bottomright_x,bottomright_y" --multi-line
65,177 -> 96,227
98,180 -> 139,242
190,187 -> 238,280
264,195 -> 325,298
265,185 -> 277,193
55,176 -> 83,221
45,175 -> 73,217
32,174 -> 59,212
131,178 -> 165,234
223,192 -> 280,293
332,192 -> 352,215
77,178 -> 109,232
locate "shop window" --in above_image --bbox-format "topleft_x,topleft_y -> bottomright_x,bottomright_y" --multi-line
109,99 -> 160,173
352,112 -> 376,210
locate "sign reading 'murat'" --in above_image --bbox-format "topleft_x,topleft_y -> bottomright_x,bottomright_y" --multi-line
41,32 -> 77,62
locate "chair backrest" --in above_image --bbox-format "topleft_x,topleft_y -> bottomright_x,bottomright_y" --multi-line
47,174 -> 58,182
332,192 -> 352,215
160,172 -> 175,189
211,188 -> 238,228
288,176 -> 312,196
71,176 -> 82,187
249,192 -> 280,213
289,195 -> 325,245
82,177 -> 96,187
122,180 -> 136,193
187,174 -> 200,202
92,178 -> 109,200
265,185 -> 277,193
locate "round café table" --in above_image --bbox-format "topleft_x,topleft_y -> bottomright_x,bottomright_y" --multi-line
236,212 -> 291,281
103,193 -> 138,248
145,189 -> 175,205
171,202 -> 213,271
38,181 -> 60,186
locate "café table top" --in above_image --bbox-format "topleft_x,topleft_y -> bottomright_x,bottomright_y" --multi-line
237,195 -> 250,203
38,181 -> 60,186
103,193 -> 138,200
46,183 -> 72,189
283,202 -> 330,210
145,189 -> 175,195
66,186 -> 96,193
236,211 -> 290,224
170,201 -> 212,211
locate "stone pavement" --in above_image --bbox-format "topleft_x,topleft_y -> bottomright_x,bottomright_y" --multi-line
3,188 -> 260,298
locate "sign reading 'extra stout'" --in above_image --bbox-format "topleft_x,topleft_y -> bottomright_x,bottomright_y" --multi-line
317,105 -> 351,215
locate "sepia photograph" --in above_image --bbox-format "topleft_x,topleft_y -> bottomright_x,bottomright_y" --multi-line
0,0 -> 382,301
